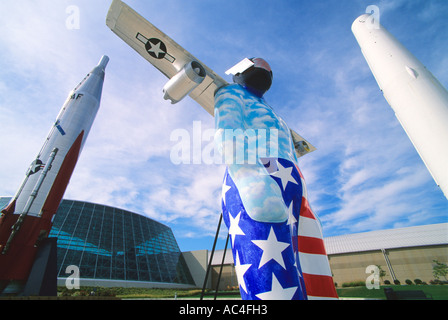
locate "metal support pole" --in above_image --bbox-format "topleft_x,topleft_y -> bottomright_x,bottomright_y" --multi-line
214,232 -> 230,300
381,248 -> 397,282
200,213 -> 222,300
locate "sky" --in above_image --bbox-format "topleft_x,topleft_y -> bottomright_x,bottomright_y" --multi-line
0,0 -> 447,253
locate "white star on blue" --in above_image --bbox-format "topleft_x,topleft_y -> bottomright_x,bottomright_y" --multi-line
222,159 -> 307,300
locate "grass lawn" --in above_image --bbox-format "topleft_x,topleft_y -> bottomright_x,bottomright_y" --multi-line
58,286 -> 240,299
57,285 -> 447,300
337,285 -> 448,300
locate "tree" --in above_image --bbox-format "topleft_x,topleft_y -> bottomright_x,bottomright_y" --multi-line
432,260 -> 448,281
376,265 -> 387,284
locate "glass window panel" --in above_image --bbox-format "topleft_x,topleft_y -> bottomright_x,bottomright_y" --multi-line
0,197 -> 195,286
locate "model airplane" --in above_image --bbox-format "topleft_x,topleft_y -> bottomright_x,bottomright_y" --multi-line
106,0 -> 315,158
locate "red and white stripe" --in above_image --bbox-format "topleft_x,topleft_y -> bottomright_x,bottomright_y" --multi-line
296,165 -> 339,300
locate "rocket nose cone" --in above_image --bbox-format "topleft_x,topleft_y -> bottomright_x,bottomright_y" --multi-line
98,55 -> 109,70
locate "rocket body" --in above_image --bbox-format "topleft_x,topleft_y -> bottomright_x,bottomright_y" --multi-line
352,14 -> 448,199
0,56 -> 109,282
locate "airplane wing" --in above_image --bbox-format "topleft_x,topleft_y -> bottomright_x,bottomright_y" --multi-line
106,0 -> 316,157
290,129 -> 317,157
106,0 -> 226,116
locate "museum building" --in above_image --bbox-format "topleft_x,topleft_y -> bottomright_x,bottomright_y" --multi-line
185,223 -> 448,291
1,196 -> 446,291
0,197 -> 195,288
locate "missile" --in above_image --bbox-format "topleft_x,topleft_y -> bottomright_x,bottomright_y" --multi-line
0,56 -> 109,284
352,14 -> 448,200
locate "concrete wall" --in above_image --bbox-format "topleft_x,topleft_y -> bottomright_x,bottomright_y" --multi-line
182,250 -> 210,288
57,278 -> 195,289
211,265 -> 238,291
185,244 -> 448,291
386,245 -> 448,283
328,250 -> 386,285
328,244 -> 448,285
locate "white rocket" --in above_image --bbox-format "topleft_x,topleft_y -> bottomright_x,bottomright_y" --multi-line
0,56 -> 108,282
352,14 -> 448,200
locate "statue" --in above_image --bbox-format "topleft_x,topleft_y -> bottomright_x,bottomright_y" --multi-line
106,0 -> 338,300
215,58 -> 338,300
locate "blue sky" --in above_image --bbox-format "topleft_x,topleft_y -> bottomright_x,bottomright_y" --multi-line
0,0 -> 447,252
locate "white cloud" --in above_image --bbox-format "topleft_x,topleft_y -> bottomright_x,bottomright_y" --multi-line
322,164 -> 433,232
1,1 -> 446,252
339,168 -> 372,193
137,163 -> 226,234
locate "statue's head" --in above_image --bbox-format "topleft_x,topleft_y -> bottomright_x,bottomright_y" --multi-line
232,58 -> 273,97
